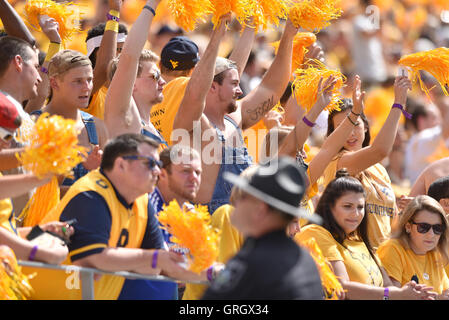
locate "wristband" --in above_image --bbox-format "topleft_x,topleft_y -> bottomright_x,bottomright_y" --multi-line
347,114 -> 358,126
207,266 -> 214,282
302,116 -> 316,127
107,10 -> 120,22
350,109 -> 361,117
383,287 -> 390,300
105,20 -> 119,33
28,245 -> 38,261
40,66 -> 48,74
143,5 -> 156,16
44,42 -> 62,62
392,103 -> 412,119
151,250 -> 158,268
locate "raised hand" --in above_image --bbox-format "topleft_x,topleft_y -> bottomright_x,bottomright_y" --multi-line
352,75 -> 365,115
38,15 -> 61,43
263,110 -> 284,130
317,75 -> 338,108
82,145 -> 103,171
394,75 -> 412,106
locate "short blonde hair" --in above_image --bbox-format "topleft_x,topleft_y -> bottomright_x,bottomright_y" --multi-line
391,195 -> 449,264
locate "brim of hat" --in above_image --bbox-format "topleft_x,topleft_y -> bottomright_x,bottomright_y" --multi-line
224,172 -> 322,225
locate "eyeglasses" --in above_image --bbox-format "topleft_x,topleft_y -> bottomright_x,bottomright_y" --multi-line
0,126 -> 14,142
122,155 -> 163,170
411,221 -> 445,235
149,70 -> 161,81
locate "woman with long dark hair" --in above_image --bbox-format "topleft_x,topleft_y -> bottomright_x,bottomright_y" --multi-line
296,169 -> 436,300
322,75 -> 412,250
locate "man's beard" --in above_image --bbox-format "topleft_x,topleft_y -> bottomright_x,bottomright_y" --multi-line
226,100 -> 237,114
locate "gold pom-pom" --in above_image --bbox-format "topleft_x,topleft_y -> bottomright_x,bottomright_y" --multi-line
272,32 -> 317,74
23,0 -> 81,44
289,0 -> 342,32
16,113 -> 86,226
17,113 -> 86,178
0,246 -> 34,300
158,200 -> 220,274
167,0 -> 213,31
247,0 -> 292,31
211,0 -> 253,28
399,47 -> 449,97
297,237 -> 344,300
292,59 -> 346,112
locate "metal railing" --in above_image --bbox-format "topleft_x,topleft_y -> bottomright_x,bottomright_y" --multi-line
18,260 -> 208,300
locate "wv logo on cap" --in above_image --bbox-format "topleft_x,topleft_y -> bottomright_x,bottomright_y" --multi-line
170,59 -> 179,69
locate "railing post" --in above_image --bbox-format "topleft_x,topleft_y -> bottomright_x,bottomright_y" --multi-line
80,269 -> 95,300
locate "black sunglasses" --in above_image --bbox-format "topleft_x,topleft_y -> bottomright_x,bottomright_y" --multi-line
411,221 -> 445,235
122,155 -> 163,170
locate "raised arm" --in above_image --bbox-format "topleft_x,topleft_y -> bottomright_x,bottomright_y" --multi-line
104,0 -> 159,130
91,0 -> 123,95
172,14 -> 231,133
239,19 -> 298,130
338,76 -> 412,175
307,75 -> 365,185
228,18 -> 256,78
25,15 -> 61,113
278,76 -> 337,159
0,0 -> 36,46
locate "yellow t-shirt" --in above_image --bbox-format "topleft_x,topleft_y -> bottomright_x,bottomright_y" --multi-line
22,169 -> 150,300
296,224 -> 384,286
0,198 -> 16,234
80,86 -> 108,120
0,172 -> 17,235
182,204 -> 244,300
377,238 -> 449,294
322,152 -> 397,250
243,119 -> 267,164
150,77 -> 189,145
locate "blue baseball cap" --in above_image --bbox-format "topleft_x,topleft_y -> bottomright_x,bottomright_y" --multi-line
160,36 -> 199,71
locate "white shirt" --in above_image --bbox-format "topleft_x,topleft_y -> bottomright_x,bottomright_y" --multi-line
404,126 -> 447,184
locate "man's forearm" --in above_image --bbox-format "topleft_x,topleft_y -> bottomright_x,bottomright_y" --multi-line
0,0 -> 36,46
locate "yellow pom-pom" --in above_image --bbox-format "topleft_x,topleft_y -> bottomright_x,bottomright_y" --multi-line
289,0 -> 342,32
297,237 -> 344,300
167,0 -> 213,31
23,0 -> 82,44
0,246 -> 34,300
272,32 -> 316,74
211,0 -> 253,28
158,200 -> 220,274
20,176 -> 60,227
16,113 -> 87,179
292,60 -> 346,112
399,47 -> 449,97
246,0 -> 291,31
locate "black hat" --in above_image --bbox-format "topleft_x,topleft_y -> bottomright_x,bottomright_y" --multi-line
224,157 -> 322,224
160,36 -> 199,71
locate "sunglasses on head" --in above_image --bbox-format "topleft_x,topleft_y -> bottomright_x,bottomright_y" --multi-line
411,221 -> 445,235
0,126 -> 14,142
122,155 -> 163,170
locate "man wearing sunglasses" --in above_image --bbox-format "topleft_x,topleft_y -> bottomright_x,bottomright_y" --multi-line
118,144 -> 202,300
104,0 -> 168,146
30,133 -> 194,300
